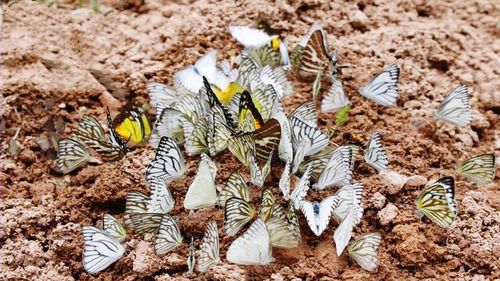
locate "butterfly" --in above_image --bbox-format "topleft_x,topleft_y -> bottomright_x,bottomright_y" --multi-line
224,197 -> 256,236
124,177 -> 174,234
146,82 -> 179,108
348,233 -> 382,272
56,138 -> 98,174
82,225 -> 125,274
184,154 -> 218,209
227,133 -> 256,167
301,195 -> 341,236
207,107 -> 232,156
272,110 -> 293,163
150,105 -> 185,147
226,218 -> 275,265
258,189 -> 277,222
333,196 -> 364,255
249,150 -> 273,187
252,65 -> 294,98
291,22 -> 340,81
433,85 -> 472,127
154,214 -> 183,255
364,132 -> 389,172
279,162 -> 312,210
290,116 -> 329,173
416,176 -> 457,228
184,117 -> 209,156
315,146 -> 353,190
265,204 -> 301,249
252,118 -> 282,162
358,64 -> 400,106
321,79 -> 350,113
187,237 -> 196,273
218,173 -> 251,207
111,102 -> 152,146
198,220 -> 220,272
238,91 -> 264,132
145,136 -> 186,184
202,76 -> 236,127
331,183 -> 365,223
174,50 -> 229,94
455,154 -> 495,185
103,214 -> 127,243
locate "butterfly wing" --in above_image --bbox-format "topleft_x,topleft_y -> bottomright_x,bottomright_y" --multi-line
433,85 -> 472,127
147,177 -> 174,214
113,103 -> 152,146
147,82 -> 178,107
218,173 -> 251,207
258,189 -> 277,222
348,233 -> 382,272
146,136 -> 186,184
358,64 -> 400,106
253,118 -> 281,162
227,134 -> 256,167
154,215 -> 183,255
321,79 -> 350,113
103,214 -> 127,243
226,218 -> 274,265
290,163 -> 312,210
184,154 -> 218,209
364,132 -> 389,172
82,226 -> 125,274
56,138 -> 91,174
456,154 -> 495,185
315,146 -> 353,190
198,220 -> 220,272
300,201 -> 320,236
224,197 -> 256,236
229,26 -> 272,48
416,176 -> 457,228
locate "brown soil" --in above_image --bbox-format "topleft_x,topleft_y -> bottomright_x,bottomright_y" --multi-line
2,0 -> 499,280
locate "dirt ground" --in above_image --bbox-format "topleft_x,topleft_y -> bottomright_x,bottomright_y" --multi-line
1,0 -> 499,280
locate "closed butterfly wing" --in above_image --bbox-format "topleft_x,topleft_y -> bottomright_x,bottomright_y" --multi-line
103,214 -> 127,243
147,177 -> 174,214
128,213 -> 164,235
184,154 -> 218,209
187,237 -> 196,273
315,146 -> 353,190
348,233 -> 382,272
73,115 -> 106,144
258,189 -> 277,222
184,117 -> 209,156
56,138 -> 92,174
82,226 -> 125,274
334,201 -> 363,255
224,197 -> 256,236
416,176 -> 457,228
154,215 -> 183,255
321,79 -> 350,113
295,22 -> 334,79
290,116 -> 329,158
332,183 -> 364,222
229,25 -> 272,48
226,218 -> 274,265
279,161 -> 292,200
364,132 -> 389,172
249,150 -> 273,187
433,85 -> 472,127
198,220 -> 220,272
227,134 -> 255,167
358,64 -> 400,106
290,101 -> 318,127
290,163 -> 312,210
147,82 -> 179,107
146,136 -> 186,184
150,106 -> 184,147
265,215 -> 300,249
218,173 -> 251,207
271,111 -> 293,163
253,118 -> 281,162
456,154 -> 495,185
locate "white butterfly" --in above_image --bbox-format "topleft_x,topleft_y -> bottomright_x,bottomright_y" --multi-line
147,82 -> 178,108
150,106 -> 184,147
332,183 -> 364,223
289,163 -> 313,210
279,161 -> 292,200
184,154 -> 218,209
82,226 -> 125,274
198,220 -> 220,272
265,206 -> 300,249
103,214 -> 127,243
147,177 -> 175,214
290,117 -> 329,173
333,194 -> 364,255
226,218 -> 274,265
56,138 -> 95,174
146,136 -> 186,184
321,79 -> 350,113
187,237 -> 196,273
229,26 -> 274,48
154,215 -> 183,255
433,85 -> 472,127
249,151 -> 272,187
290,101 -> 318,127
271,110 -> 293,163
174,50 -> 229,94
315,146 -> 353,190
348,233 -> 382,272
364,132 -> 389,172
300,195 -> 341,236
358,64 -> 400,106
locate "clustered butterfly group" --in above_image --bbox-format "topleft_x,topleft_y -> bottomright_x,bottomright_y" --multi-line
55,22 -> 496,275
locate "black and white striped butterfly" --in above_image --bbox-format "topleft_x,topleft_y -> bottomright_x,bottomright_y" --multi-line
348,233 -> 382,272
226,218 -> 274,265
258,189 -> 277,222
455,154 -> 496,185
315,146 -> 353,190
358,64 -> 400,106
334,194 -> 364,255
103,214 -> 127,243
82,225 -> 125,274
150,105 -> 184,147
416,176 -> 457,228
290,116 -> 329,173
364,132 -> 389,172
321,80 -> 350,113
154,214 -> 183,255
279,162 -> 312,210
224,197 -> 256,236
56,138 -> 99,174
198,220 -> 220,272
145,136 -> 186,184
433,85 -> 472,127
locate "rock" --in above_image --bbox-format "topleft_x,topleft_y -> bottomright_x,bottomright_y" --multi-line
378,203 -> 399,225
370,192 -> 386,209
350,11 -> 368,31
405,175 -> 427,186
380,170 -> 408,194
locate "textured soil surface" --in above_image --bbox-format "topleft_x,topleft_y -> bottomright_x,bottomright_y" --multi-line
2,0 -> 499,280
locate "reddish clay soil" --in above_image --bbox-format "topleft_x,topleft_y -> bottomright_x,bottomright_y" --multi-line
1,0 -> 499,280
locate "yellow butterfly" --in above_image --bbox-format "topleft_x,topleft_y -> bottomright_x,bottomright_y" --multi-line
112,102 -> 152,146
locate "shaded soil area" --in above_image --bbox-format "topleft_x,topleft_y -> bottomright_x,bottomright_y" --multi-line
1,0 -> 499,280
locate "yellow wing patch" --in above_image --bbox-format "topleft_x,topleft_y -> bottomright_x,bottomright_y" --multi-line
113,103 -> 151,146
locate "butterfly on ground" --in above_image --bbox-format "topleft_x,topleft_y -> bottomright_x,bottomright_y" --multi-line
301,195 -> 341,236
416,176 -> 457,228
198,220 -> 220,272
56,138 -> 101,174
314,146 -> 353,190
265,203 -> 301,249
358,64 -> 400,106
258,189 -> 277,222
321,79 -> 350,113
290,115 -> 329,173
226,218 -> 275,265
364,132 -> 389,172
110,102 -> 152,146
154,214 -> 183,255
103,214 -> 127,243
218,173 -> 251,207
348,233 -> 382,272
187,237 -> 196,273
279,162 -> 312,209
455,154 -> 495,185
82,219 -> 126,274
145,136 -> 186,184
184,154 -> 218,209
433,85 -> 472,127
224,196 -> 256,236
